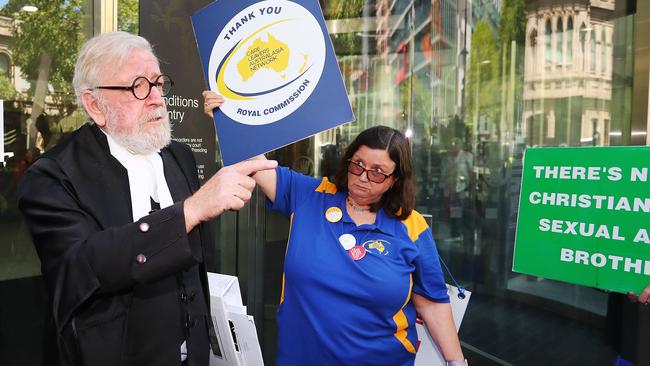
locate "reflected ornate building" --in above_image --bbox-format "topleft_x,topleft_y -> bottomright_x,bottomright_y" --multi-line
523,0 -> 621,146
0,16 -> 15,86
0,16 -> 30,94
0,15 -> 28,162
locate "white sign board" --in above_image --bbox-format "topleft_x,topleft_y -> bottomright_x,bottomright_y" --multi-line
191,0 -> 354,165
415,285 -> 471,366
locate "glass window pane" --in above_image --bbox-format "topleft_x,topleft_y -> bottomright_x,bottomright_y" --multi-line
261,1 -> 644,365
0,1 -> 95,364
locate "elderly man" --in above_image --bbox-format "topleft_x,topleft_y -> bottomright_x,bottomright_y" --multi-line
17,31 -> 276,366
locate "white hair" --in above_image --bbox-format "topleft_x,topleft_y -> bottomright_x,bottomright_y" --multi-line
72,31 -> 158,120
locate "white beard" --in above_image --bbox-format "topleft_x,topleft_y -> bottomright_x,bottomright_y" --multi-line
103,105 -> 172,155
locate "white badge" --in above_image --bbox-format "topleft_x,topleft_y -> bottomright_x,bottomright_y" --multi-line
338,234 -> 356,250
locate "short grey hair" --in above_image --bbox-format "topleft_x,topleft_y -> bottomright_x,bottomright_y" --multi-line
72,31 -> 158,114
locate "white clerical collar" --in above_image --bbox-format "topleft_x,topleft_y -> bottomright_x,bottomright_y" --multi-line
104,131 -> 174,222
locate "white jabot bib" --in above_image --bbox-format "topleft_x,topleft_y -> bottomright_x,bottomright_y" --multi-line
105,133 -> 174,222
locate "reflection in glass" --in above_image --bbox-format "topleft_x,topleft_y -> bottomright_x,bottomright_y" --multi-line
0,1 -> 88,281
546,19 -> 553,64
567,17 -> 574,65
557,17 -> 563,64
260,0 -> 639,365
0,1 -> 95,365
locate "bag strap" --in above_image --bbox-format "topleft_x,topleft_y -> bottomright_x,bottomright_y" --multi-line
440,257 -> 466,299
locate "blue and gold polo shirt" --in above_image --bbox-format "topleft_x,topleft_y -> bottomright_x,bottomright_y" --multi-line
268,166 -> 449,366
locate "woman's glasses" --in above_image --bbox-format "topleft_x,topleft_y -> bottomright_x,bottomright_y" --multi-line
347,159 -> 393,183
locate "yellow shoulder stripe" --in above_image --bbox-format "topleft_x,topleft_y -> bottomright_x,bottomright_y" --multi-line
280,213 -> 294,305
314,177 -> 338,194
401,210 -> 428,242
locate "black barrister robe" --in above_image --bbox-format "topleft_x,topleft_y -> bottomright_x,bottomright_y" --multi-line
18,123 -> 217,366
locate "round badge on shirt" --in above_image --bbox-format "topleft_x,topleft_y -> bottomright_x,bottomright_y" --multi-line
338,234 -> 356,250
325,207 -> 343,223
349,245 -> 367,261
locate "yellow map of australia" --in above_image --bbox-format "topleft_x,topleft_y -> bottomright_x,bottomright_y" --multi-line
238,33 -> 291,81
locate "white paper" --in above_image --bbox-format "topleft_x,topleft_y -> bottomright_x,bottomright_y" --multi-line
415,285 -> 471,366
208,273 -> 243,306
208,272 -> 264,366
229,312 -> 264,366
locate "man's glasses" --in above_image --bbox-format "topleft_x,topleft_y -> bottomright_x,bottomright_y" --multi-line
93,74 -> 173,100
347,159 -> 394,183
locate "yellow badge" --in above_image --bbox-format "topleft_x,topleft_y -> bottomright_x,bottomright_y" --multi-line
325,207 -> 343,223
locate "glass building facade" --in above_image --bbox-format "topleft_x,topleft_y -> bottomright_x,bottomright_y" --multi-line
0,0 -> 647,365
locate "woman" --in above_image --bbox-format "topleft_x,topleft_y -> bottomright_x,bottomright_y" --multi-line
204,92 -> 466,366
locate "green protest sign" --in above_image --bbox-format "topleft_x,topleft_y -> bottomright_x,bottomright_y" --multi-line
513,147 -> 650,294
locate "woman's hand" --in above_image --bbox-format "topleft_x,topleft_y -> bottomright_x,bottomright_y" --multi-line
201,90 -> 278,201
628,285 -> 650,305
202,91 -> 225,118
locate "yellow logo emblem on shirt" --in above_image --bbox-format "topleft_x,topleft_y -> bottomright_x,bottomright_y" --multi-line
363,239 -> 391,256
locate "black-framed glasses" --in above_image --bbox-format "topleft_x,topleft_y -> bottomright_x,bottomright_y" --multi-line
347,159 -> 394,183
93,74 -> 173,100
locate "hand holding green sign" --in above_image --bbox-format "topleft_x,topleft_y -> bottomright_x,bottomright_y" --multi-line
513,147 -> 650,294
